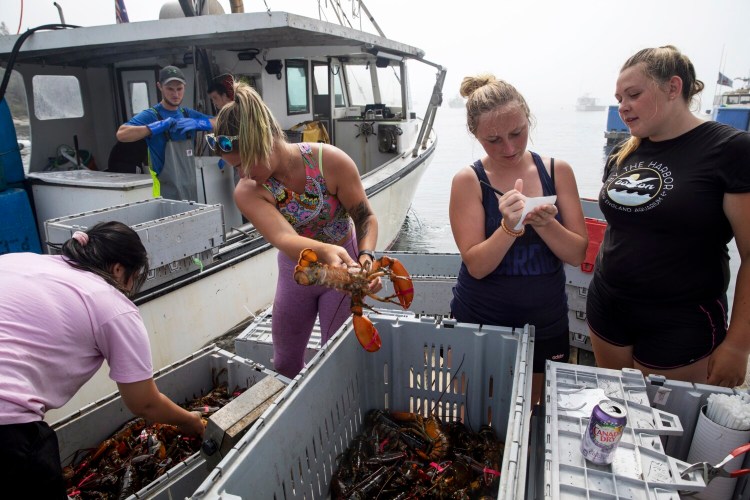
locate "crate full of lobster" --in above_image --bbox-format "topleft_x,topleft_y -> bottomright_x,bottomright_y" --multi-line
192,314 -> 534,500
52,346 -> 285,500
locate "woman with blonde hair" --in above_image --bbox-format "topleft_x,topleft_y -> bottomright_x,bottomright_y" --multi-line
449,74 -> 588,404
586,45 -> 750,387
210,82 -> 379,378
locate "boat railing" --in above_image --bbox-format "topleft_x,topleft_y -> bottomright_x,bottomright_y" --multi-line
413,65 -> 446,157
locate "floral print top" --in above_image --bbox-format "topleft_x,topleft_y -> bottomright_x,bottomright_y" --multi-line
263,143 -> 352,243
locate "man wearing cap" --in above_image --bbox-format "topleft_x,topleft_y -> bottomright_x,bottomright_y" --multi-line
116,65 -> 214,200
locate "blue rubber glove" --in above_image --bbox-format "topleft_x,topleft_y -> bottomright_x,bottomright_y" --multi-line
173,117 -> 213,135
147,117 -> 176,136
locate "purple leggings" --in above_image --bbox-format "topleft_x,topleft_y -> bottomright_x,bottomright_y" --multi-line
272,235 -> 357,378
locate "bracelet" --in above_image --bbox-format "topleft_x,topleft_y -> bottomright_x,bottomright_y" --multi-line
501,219 -> 525,237
358,249 -> 375,261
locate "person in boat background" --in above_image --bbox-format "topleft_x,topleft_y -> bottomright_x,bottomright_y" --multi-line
207,74 -> 235,111
116,65 -> 215,201
208,74 -> 244,188
211,82 -> 380,379
586,45 -> 750,388
448,74 -> 588,405
0,221 -> 204,499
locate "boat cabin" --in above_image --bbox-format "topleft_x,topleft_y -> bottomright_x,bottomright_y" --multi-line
1,9 -> 444,250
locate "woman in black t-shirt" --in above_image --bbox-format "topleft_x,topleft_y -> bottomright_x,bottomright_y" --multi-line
586,45 -> 750,388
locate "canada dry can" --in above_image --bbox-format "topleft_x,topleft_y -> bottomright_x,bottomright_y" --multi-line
580,400 -> 627,465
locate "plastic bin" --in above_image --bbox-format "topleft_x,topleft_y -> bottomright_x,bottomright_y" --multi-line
194,314 -> 534,499
27,170 -> 153,244
44,198 -> 225,291
644,374 -> 750,499
542,362 -> 710,498
581,217 -> 607,273
53,346 -> 285,500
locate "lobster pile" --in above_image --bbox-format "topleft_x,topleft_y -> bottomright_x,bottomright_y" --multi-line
63,381 -> 244,499
331,409 -> 504,499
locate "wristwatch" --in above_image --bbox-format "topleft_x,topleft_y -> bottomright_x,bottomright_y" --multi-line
358,249 -> 375,261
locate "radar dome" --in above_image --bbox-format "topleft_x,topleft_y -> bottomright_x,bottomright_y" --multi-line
159,0 -> 225,19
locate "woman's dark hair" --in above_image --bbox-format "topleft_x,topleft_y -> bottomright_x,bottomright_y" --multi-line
48,221 -> 149,296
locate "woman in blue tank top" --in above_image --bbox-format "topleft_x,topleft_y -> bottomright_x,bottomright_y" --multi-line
449,74 -> 588,404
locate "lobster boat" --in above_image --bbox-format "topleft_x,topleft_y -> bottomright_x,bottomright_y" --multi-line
0,0 -> 445,421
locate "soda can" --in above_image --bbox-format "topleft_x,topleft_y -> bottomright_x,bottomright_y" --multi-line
580,400 -> 627,465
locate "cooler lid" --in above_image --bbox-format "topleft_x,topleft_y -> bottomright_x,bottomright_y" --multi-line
27,170 -> 153,189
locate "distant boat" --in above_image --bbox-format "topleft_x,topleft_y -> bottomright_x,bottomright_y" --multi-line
448,95 -> 465,109
576,94 -> 606,111
604,105 -> 629,149
711,76 -> 750,131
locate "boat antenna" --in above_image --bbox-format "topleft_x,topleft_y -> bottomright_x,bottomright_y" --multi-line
53,2 -> 66,24
0,23 -> 79,102
357,1 -> 385,37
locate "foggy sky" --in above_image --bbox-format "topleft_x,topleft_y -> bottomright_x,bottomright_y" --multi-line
2,0 -> 748,112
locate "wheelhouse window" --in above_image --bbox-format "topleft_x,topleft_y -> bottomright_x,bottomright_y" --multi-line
285,59 -> 309,115
32,75 -> 84,120
129,81 -> 150,115
375,65 -> 402,109
345,63 -> 374,106
1,68 -> 31,173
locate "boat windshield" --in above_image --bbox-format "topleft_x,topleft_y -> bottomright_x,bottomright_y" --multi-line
346,63 -> 402,109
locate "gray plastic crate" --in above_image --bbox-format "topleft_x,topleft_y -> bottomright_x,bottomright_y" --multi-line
53,346 -> 284,500
44,198 -> 225,291
194,314 -> 534,499
543,362 -> 708,498
234,306 -> 322,369
645,375 -> 750,499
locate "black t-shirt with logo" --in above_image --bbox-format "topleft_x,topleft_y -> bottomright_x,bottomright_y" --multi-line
595,121 -> 750,304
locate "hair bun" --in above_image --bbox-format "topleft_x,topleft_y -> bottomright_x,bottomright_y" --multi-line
460,74 -> 496,98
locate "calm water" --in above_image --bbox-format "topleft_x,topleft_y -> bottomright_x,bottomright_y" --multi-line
392,106 -> 739,313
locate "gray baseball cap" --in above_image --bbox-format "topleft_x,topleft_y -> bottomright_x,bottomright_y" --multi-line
159,66 -> 186,85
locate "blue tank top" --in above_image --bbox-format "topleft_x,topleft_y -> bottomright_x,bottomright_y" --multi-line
450,152 -> 568,338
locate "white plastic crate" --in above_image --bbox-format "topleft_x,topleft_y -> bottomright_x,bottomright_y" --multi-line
194,314 -> 534,499
53,346 -> 284,500
543,362 -> 708,498
644,375 -> 750,499
44,198 -> 225,291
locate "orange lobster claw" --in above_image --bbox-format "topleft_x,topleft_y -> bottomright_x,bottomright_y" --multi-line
374,256 -> 414,308
293,248 -> 319,285
353,311 -> 381,352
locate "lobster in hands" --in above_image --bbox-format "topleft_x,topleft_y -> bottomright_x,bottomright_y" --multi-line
293,248 -> 414,352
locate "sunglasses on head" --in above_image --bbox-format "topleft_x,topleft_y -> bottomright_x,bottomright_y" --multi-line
205,134 -> 239,153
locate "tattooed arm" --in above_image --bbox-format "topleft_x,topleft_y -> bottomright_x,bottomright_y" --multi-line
320,145 -> 379,265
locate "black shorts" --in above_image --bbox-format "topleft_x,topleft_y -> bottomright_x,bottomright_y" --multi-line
533,328 -> 570,373
586,277 -> 728,369
0,421 -> 67,499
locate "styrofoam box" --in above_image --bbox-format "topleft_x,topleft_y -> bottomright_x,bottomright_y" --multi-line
543,362 -> 708,499
53,346 -> 284,500
194,314 -> 534,499
44,198 -> 225,291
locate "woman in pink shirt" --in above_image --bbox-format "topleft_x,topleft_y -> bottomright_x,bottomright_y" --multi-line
0,221 -> 204,499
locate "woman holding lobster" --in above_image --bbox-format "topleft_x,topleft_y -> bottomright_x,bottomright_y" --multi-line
211,81 -> 381,379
